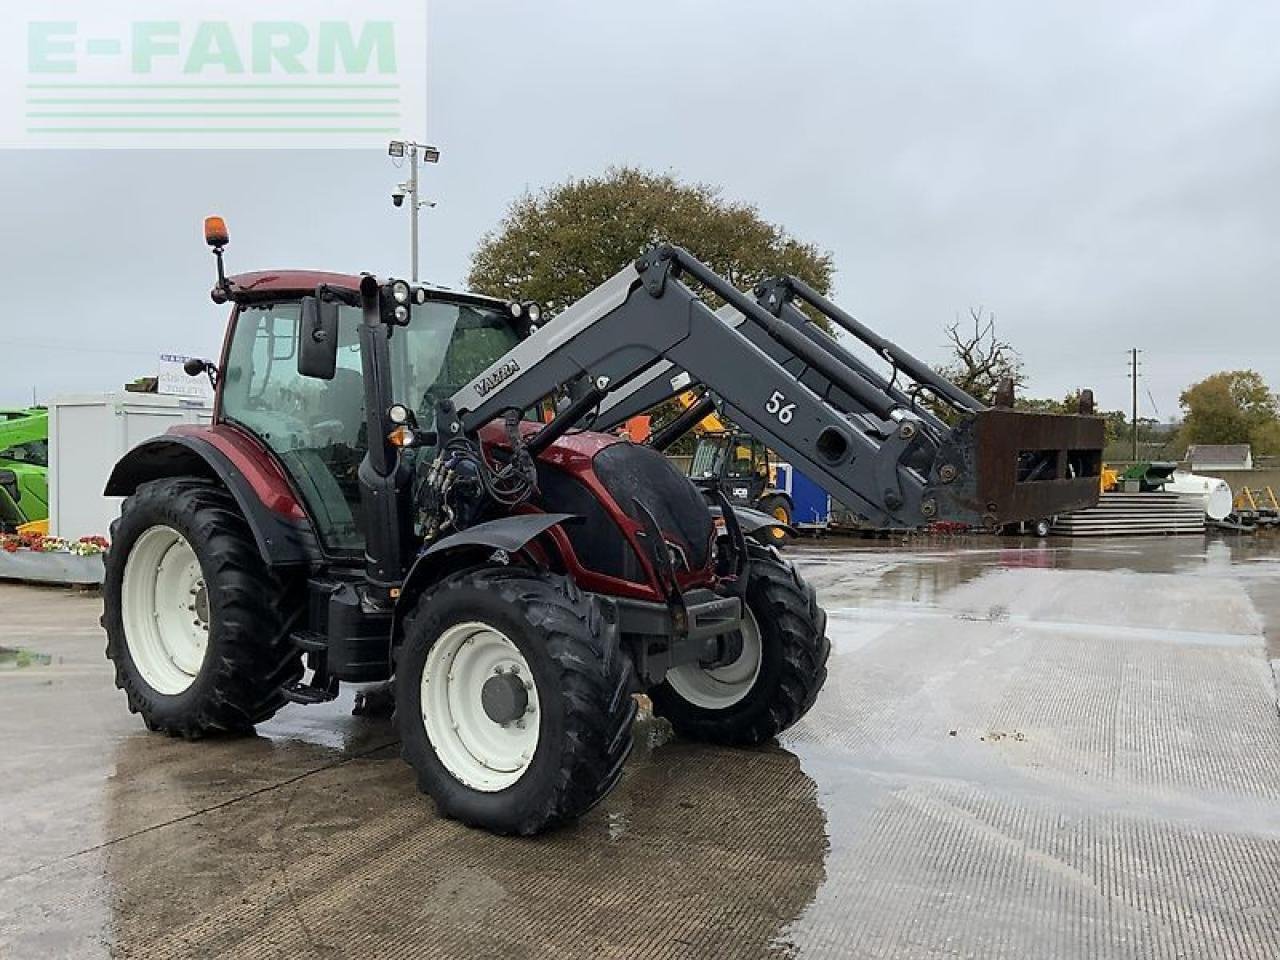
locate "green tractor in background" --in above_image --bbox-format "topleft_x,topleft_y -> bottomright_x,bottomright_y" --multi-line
0,408 -> 50,532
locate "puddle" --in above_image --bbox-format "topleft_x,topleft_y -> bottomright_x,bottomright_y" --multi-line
0,646 -> 51,669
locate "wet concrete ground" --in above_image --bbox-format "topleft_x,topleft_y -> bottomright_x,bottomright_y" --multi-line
2,535 -> 1279,959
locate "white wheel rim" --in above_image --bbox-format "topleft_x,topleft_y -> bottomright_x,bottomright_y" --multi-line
666,606 -> 763,709
121,525 -> 209,696
420,621 -> 540,792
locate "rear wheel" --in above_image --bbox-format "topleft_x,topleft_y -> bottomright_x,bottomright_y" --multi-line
103,478 -> 303,737
756,494 -> 794,546
395,567 -> 637,835
651,547 -> 829,745
1033,517 -> 1052,538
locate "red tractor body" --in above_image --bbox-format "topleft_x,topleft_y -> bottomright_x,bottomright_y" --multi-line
100,230 -> 829,836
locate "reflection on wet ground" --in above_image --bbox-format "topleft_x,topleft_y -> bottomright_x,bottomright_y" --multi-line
2,534 -> 1279,958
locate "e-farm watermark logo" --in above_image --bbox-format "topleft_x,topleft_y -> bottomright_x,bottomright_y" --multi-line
1,1 -> 426,148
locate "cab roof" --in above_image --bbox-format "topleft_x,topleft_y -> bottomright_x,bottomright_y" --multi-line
225,270 -> 508,309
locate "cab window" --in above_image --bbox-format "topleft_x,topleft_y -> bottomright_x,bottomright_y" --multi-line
220,302 -> 366,553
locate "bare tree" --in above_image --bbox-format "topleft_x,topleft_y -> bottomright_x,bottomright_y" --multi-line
938,307 -> 1026,405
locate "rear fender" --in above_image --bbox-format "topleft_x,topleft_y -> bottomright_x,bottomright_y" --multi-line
391,513 -> 574,646
104,429 -> 321,569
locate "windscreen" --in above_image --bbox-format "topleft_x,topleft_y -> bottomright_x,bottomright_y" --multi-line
392,300 -> 522,430
219,296 -> 521,554
689,435 -> 729,478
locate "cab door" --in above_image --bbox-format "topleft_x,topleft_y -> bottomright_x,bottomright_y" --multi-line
218,301 -> 368,554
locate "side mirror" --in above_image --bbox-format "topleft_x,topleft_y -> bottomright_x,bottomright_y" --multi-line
298,294 -> 340,380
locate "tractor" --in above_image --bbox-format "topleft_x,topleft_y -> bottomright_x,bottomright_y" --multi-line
101,219 -> 829,836
102,218 -> 1101,836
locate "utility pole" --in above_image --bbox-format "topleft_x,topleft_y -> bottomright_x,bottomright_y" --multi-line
1129,348 -> 1141,461
407,145 -> 419,281
387,140 -> 440,282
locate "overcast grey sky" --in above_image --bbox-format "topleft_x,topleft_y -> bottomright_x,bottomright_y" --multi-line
2,0 -> 1277,420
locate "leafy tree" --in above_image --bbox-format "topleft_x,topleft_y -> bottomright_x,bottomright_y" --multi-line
936,307 -> 1026,406
1177,370 -> 1280,454
468,167 -> 834,325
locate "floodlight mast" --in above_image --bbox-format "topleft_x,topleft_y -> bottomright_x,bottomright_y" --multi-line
388,140 -> 440,282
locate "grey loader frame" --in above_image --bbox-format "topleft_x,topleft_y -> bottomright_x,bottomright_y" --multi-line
449,244 -> 1103,530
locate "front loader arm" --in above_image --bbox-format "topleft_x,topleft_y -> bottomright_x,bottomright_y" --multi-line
451,248 -> 925,527
450,245 -> 1103,529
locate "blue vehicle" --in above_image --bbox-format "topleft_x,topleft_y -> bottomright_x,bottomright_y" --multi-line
772,461 -> 830,532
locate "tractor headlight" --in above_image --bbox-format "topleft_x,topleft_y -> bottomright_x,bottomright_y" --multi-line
413,286 -> 428,305
508,301 -> 523,318
525,302 -> 542,325
393,304 -> 410,324
391,280 -> 411,305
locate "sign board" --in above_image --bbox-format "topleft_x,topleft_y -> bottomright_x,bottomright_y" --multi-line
158,354 -> 215,402
1,0 -> 427,149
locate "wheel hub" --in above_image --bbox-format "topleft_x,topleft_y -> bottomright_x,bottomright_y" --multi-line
191,583 -> 210,628
121,525 -> 209,696
481,670 -> 529,725
666,606 -> 763,709
420,621 -> 541,792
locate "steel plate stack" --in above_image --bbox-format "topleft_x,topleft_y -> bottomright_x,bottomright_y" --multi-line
1051,491 -> 1206,536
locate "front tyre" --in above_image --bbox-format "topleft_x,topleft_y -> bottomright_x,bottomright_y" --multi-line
395,567 -> 637,835
650,548 -> 829,745
102,478 -> 303,738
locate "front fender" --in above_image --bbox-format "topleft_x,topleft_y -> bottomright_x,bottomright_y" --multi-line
391,513 -> 575,644
710,504 -> 796,540
104,431 -> 321,569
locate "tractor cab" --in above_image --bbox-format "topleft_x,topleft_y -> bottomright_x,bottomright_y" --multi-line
689,432 -> 771,504
217,276 -> 526,554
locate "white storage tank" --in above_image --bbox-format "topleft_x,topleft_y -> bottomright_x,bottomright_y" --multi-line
48,393 -> 213,541
1163,471 -> 1233,521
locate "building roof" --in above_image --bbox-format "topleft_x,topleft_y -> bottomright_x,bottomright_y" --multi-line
1185,443 -> 1252,465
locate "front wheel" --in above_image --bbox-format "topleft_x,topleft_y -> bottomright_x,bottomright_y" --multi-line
395,567 -> 637,835
650,548 -> 830,745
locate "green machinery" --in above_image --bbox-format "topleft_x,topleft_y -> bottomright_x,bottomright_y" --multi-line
0,408 -> 49,531
1117,461 -> 1178,492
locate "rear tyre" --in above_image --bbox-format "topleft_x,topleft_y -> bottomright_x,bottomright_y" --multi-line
102,478 -> 303,738
755,494 -> 794,546
1033,517 -> 1052,538
395,567 -> 637,835
651,547 -> 829,745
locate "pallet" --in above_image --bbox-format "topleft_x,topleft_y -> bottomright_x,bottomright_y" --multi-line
1052,492 -> 1206,537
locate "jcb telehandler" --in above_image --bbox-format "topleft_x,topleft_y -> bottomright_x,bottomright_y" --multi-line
102,219 -> 1102,835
